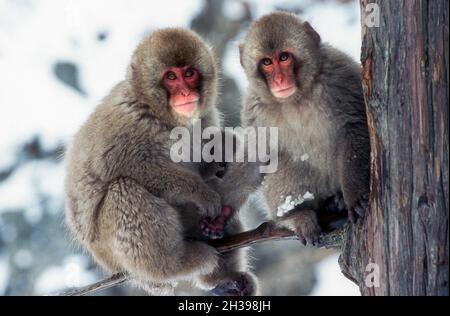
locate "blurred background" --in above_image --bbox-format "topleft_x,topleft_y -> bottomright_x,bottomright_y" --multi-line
0,0 -> 362,296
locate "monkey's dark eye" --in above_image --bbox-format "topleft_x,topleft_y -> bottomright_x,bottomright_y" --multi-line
279,52 -> 290,62
261,58 -> 272,66
184,69 -> 195,78
166,72 -> 177,80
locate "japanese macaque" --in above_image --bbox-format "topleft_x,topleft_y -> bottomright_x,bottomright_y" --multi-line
239,12 -> 371,245
65,28 -> 257,296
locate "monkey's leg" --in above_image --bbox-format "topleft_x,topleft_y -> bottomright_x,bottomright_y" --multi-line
263,158 -> 322,246
337,128 -> 371,222
96,178 -> 219,288
196,219 -> 258,296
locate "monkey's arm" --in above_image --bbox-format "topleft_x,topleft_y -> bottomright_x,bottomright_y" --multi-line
140,160 -> 222,218
337,124 -> 371,222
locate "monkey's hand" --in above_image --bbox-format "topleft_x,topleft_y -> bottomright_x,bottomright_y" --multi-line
278,209 -> 322,246
192,184 -> 222,218
347,193 -> 369,223
200,206 -> 234,240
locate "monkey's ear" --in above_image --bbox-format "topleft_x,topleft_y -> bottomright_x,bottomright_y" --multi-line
238,42 -> 244,67
303,22 -> 321,46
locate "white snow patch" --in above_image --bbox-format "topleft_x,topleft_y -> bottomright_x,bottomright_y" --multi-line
34,255 -> 97,295
300,153 -> 310,162
303,191 -> 314,200
277,191 -> 315,217
0,160 -> 65,222
310,254 -> 360,296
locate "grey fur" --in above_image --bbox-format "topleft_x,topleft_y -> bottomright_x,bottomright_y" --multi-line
65,28 -> 257,295
240,12 -> 370,244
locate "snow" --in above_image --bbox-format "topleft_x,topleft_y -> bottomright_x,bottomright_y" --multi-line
0,254 -> 9,295
277,191 -> 315,217
300,154 -> 310,162
34,255 -> 97,295
0,160 -> 65,223
310,254 -> 361,296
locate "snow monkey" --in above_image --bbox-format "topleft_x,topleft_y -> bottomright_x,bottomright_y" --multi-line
65,28 -> 258,296
239,12 -> 371,245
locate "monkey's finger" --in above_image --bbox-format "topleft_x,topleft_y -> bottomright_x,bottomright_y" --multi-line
305,229 -> 321,246
211,231 -> 224,239
199,217 -> 212,229
202,226 -> 224,240
202,228 -> 216,239
295,230 -> 307,246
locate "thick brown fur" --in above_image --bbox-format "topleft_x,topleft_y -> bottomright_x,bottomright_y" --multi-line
240,12 -> 370,245
65,28 -> 257,295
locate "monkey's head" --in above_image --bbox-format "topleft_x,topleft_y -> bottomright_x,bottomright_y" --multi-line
240,12 -> 321,102
129,28 -> 218,124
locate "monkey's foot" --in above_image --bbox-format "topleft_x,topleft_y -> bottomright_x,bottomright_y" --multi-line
200,206 -> 234,240
294,220 -> 321,246
210,273 -> 256,296
348,193 -> 369,223
285,210 -> 322,246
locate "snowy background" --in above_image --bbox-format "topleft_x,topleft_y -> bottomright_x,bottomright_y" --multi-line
0,0 -> 361,296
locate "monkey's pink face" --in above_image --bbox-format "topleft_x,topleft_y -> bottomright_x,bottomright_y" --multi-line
260,52 -> 297,99
162,66 -> 200,117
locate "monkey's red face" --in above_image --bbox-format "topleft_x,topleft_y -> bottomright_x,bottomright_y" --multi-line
260,52 -> 297,99
162,66 -> 200,117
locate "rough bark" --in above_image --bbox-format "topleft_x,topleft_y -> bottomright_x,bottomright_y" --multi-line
339,0 -> 449,296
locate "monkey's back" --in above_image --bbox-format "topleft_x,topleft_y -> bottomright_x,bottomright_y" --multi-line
64,81 -> 175,245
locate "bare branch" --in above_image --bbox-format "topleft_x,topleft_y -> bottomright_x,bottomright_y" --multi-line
57,273 -> 128,296
57,221 -> 345,296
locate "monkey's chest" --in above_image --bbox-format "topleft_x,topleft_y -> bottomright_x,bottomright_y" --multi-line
277,123 -> 340,196
279,123 -> 336,167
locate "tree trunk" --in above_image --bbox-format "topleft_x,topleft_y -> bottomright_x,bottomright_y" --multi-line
340,0 -> 449,296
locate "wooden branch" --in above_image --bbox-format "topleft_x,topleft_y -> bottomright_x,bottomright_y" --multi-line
57,221 -> 345,296
57,273 -> 128,296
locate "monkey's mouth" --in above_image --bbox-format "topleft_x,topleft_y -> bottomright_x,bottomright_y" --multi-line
172,100 -> 199,115
272,86 -> 297,99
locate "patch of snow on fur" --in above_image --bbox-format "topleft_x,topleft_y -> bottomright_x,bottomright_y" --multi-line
277,192 -> 315,217
300,153 -> 310,161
